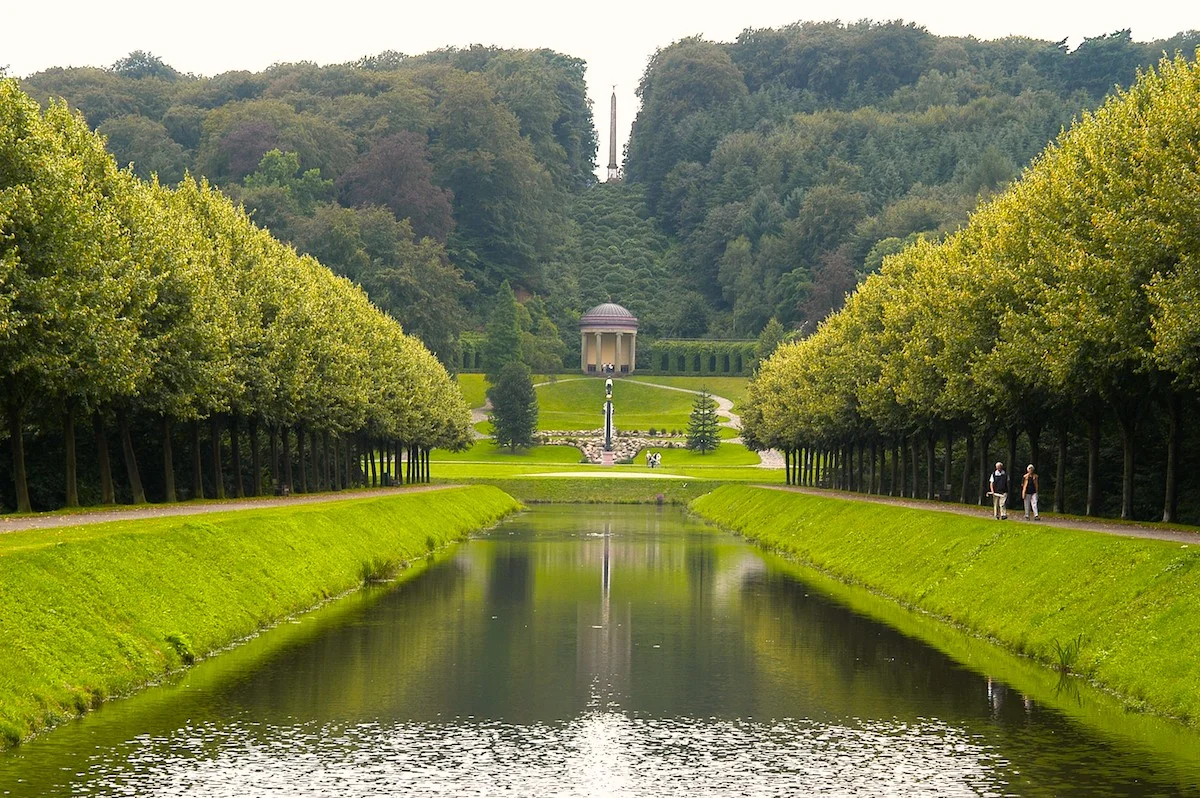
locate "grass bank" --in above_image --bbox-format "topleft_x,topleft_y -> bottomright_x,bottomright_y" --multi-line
690,485 -> 1200,725
0,485 -> 519,748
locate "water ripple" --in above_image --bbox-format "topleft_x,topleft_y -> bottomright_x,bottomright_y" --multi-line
87,713 -> 1007,797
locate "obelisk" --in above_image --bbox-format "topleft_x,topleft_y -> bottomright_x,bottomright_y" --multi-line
606,88 -> 620,182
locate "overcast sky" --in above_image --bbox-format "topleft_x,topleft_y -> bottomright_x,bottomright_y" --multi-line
5,1 -> 1197,175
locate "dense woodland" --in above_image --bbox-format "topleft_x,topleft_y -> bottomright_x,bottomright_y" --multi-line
16,23 -> 1197,358
742,54 -> 1200,524
0,80 -> 471,512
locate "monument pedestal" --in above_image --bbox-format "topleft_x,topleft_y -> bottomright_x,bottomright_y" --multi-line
601,451 -> 615,466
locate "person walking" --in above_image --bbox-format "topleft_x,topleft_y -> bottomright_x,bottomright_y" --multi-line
1022,464 -> 1040,520
989,462 -> 1009,520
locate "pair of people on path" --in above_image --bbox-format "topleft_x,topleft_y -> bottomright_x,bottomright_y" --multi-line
989,463 -> 1039,520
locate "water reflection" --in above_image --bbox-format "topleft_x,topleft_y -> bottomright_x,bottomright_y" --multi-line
1,505 -> 1198,796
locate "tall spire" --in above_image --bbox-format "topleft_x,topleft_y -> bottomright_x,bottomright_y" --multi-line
606,87 -> 621,182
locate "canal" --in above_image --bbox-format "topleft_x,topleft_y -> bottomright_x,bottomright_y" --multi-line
2,504 -> 1198,795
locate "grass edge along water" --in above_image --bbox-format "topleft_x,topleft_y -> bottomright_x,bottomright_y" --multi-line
0,485 -> 520,749
690,485 -> 1200,727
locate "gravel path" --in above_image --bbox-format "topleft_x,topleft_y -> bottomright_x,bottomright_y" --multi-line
761,485 -> 1200,544
0,485 -> 452,534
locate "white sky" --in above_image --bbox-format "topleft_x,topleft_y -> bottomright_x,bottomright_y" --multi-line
5,1 -> 1197,176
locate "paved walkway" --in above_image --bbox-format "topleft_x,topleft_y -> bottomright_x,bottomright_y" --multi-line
762,485 -> 1200,545
0,485 -> 451,534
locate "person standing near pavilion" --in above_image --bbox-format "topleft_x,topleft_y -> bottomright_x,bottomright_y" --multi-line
989,462 -> 1009,520
1022,464 -> 1040,520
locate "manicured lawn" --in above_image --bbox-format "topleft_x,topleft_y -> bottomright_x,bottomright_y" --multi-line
455,373 -> 489,409
625,375 -> 750,407
431,441 -> 584,463
536,378 -> 697,431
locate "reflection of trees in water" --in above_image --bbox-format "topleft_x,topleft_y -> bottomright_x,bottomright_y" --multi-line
739,568 -> 1197,796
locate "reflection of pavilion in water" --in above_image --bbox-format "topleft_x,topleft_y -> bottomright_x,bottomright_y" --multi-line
576,522 -> 632,710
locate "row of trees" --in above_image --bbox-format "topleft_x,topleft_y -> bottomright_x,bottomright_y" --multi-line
742,53 -> 1200,523
1,80 -> 472,513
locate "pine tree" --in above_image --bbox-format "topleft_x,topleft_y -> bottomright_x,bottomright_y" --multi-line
488,362 -> 538,451
482,280 -> 523,382
686,389 -> 720,455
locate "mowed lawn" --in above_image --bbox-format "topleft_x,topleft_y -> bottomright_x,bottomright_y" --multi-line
537,377 -> 696,432
624,375 -> 750,408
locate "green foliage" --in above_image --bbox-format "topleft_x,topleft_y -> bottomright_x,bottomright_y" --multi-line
487,362 -> 538,451
686,389 -> 721,454
482,281 -> 523,381
692,486 -> 1200,723
0,486 -> 519,747
755,318 -> 786,363
0,79 -> 474,512
742,52 -> 1200,522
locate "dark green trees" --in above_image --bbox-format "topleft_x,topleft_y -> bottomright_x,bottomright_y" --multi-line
686,390 -> 721,455
488,362 -> 538,451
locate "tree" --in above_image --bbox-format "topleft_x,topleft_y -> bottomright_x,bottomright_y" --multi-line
482,281 -> 523,381
487,361 -> 537,451
755,318 -> 787,364
336,132 -> 454,242
686,389 -> 721,455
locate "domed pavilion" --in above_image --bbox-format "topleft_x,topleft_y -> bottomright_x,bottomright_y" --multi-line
580,303 -> 638,374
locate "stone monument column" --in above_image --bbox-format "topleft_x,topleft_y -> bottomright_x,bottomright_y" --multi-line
595,332 -> 603,369
580,333 -> 588,371
615,332 -> 623,373
630,333 -> 637,372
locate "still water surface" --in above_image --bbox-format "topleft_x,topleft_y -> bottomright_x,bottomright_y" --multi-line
2,504 -> 1199,796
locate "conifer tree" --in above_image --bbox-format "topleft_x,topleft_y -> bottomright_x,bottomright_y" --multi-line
488,361 -> 538,451
686,389 -> 721,455
482,281 -> 523,382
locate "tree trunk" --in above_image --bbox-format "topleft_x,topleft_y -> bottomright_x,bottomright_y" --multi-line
1054,419 -> 1068,514
1163,392 -> 1180,524
1006,426 -> 1018,513
1086,414 -> 1101,517
961,432 -> 974,504
1026,422 -> 1043,472
323,431 -> 333,491
64,405 -> 79,508
977,428 -> 994,506
942,426 -> 952,499
1117,411 -> 1138,521
926,432 -> 936,500
161,417 -> 177,503
249,417 -> 262,497
898,439 -> 906,498
118,411 -> 146,505
424,447 -> 430,483
230,414 -> 244,499
269,425 -> 279,493
94,411 -> 115,504
210,416 -> 225,500
282,426 -> 293,492
890,443 -> 898,496
297,425 -> 308,494
868,439 -> 877,494
369,440 -> 377,486
191,420 -> 205,500
910,435 -> 919,499
8,405 -> 31,513
347,438 -> 355,487
332,436 -> 341,490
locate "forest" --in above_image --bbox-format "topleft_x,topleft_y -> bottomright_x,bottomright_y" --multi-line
742,54 -> 1200,524
15,23 -> 1198,357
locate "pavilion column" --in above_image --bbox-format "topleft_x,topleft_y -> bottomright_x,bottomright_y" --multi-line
595,332 -> 602,369
580,333 -> 588,372
630,333 -> 637,373
616,332 -> 623,372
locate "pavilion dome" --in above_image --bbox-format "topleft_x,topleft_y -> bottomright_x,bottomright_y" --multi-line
581,303 -> 638,328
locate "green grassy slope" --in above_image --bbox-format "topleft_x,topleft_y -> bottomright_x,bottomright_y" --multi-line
691,485 -> 1200,725
0,486 -> 519,748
